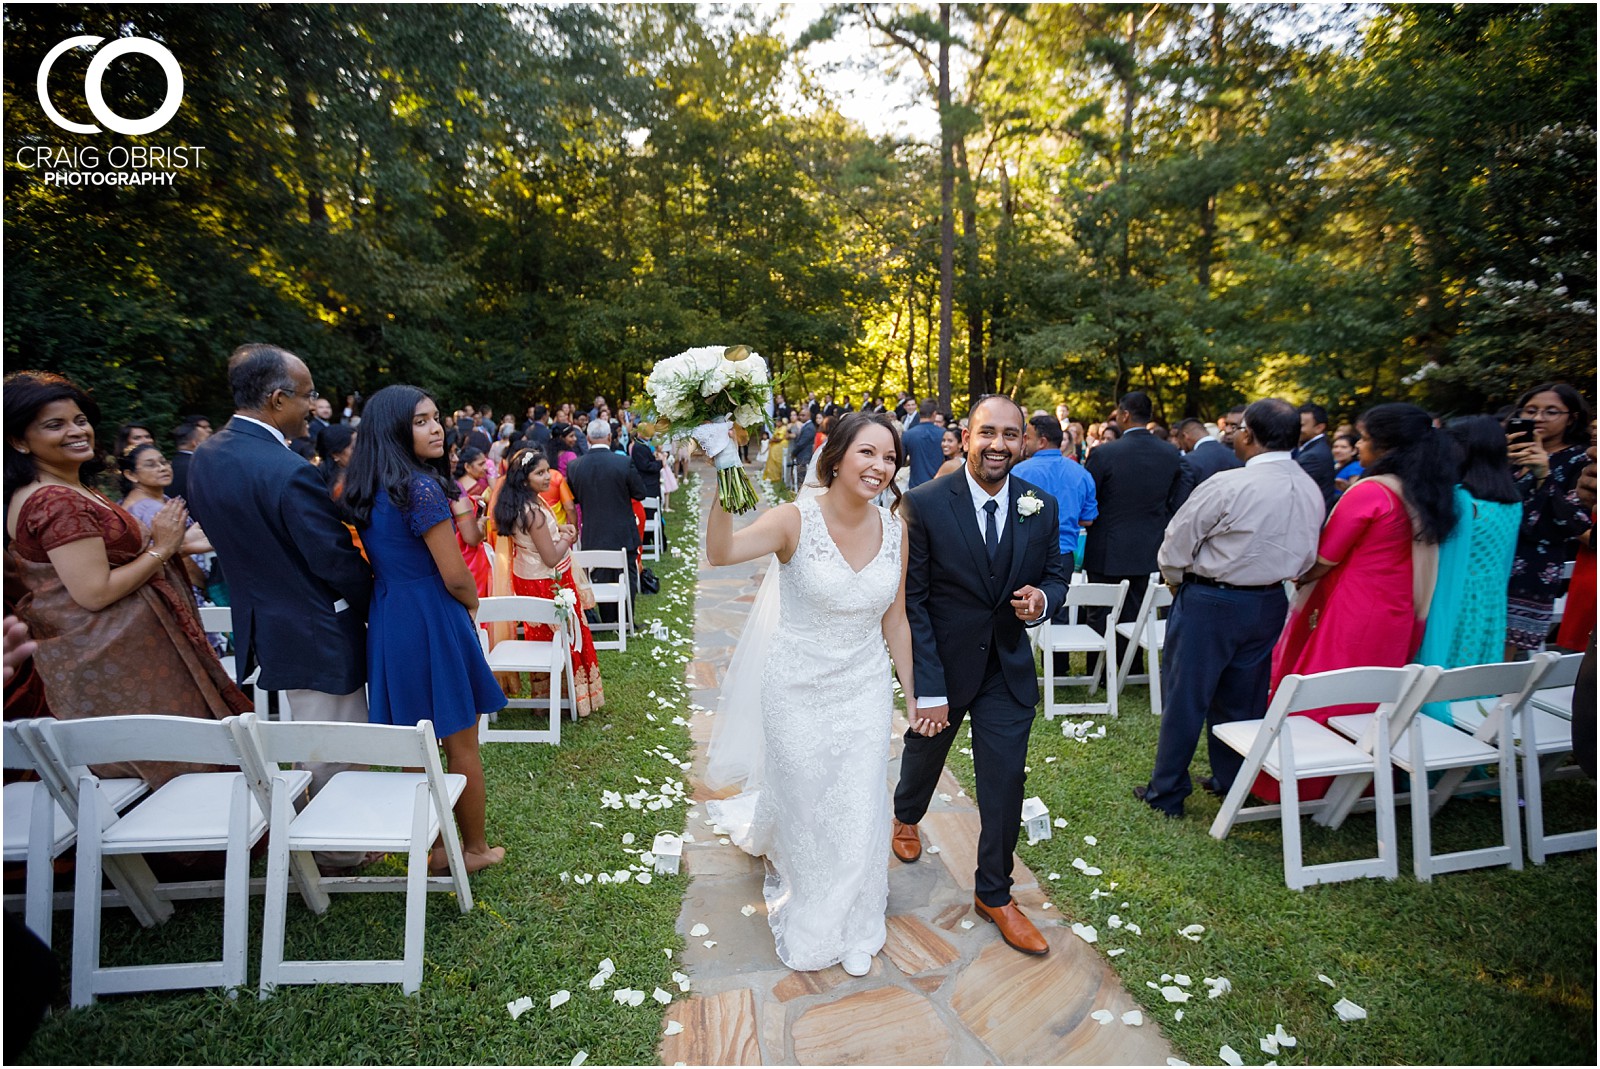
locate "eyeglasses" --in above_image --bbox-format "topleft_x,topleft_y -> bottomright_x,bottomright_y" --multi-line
1520,406 -> 1569,420
277,387 -> 320,402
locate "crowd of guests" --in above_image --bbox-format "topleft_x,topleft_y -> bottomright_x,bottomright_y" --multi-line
3,350 -> 689,886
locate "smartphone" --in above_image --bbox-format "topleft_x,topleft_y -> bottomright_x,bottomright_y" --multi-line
1505,417 -> 1537,443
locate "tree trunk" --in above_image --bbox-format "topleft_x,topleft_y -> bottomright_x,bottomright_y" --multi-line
903,286 -> 917,395
937,3 -> 955,410
1112,8 -> 1139,400
955,138 -> 986,404
1186,3 -> 1225,418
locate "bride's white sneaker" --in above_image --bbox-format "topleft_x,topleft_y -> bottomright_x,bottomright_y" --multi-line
841,951 -> 872,977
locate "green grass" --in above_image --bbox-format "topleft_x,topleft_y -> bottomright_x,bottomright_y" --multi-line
17,481 -> 706,1066
944,665 -> 1597,1066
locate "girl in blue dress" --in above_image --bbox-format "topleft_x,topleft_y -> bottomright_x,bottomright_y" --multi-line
342,385 -> 507,873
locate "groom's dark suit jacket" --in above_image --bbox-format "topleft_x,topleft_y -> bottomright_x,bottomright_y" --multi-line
903,471 -> 1070,711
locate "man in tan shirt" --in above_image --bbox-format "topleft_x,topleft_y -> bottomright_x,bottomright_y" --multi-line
1134,398 -> 1325,817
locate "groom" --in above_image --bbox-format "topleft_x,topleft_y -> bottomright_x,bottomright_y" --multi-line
893,395 -> 1070,956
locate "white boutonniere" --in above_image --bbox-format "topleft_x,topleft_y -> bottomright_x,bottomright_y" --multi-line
1017,490 -> 1043,522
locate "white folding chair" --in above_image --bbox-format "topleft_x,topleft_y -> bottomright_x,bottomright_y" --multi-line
1323,660 -> 1546,880
231,714 -> 472,997
572,549 -> 631,652
35,715 -> 265,1007
1040,580 -> 1128,719
475,595 -> 575,745
198,605 -> 282,721
1209,665 -> 1423,889
4,722 -> 82,946
1114,573 -> 1172,717
641,496 -> 662,560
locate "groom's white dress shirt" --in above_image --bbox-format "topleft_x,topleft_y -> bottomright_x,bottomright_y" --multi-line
964,467 -> 1010,541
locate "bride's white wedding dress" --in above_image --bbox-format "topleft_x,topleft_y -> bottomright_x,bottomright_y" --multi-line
705,493 -> 901,971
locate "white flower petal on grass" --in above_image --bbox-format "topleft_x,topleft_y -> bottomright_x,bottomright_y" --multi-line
1178,924 -> 1205,941
1204,976 -> 1232,999
1260,1035 -> 1280,1056
740,904 -> 756,917
571,1052 -> 588,1067
663,1021 -> 684,1037
653,987 -> 673,1005
1083,866 -> 1103,876
1054,817 -> 1068,828
1124,922 -> 1142,936
1121,1009 -> 1144,1027
1272,1024 -> 1297,1048
1160,986 -> 1191,1003
1317,973 -> 1336,987
1219,1044 -> 1244,1067
1160,973 -> 1172,982
1072,857 -> 1088,870
1174,1009 -> 1184,1021
1084,835 -> 1098,845
1174,974 -> 1191,986
1070,923 -> 1098,944
1333,997 -> 1367,1021
689,923 -> 709,937
1048,872 -> 1061,881
672,970 -> 689,985
637,872 -> 653,885
1091,1009 -> 1116,1025
549,990 -> 571,1010
1107,948 -> 1126,957
507,996 -> 534,1020
1108,915 -> 1123,928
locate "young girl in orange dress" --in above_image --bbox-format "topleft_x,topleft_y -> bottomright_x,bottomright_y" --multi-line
492,448 -> 605,716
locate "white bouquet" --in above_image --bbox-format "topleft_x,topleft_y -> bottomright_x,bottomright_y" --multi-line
641,344 -> 771,514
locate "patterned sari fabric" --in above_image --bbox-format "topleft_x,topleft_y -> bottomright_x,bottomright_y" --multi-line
507,499 -> 604,716
1508,445 -> 1592,649
8,486 -> 251,787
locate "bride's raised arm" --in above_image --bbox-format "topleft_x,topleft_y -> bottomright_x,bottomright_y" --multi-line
705,495 -> 801,568
880,520 -> 916,706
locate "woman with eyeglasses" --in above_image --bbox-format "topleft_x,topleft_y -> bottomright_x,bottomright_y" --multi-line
5,373 -> 250,788
1505,382 -> 1593,654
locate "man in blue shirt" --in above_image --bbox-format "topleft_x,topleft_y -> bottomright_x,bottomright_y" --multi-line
1012,414 -> 1097,586
904,398 -> 947,487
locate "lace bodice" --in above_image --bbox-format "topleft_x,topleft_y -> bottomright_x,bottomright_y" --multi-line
775,495 -> 901,648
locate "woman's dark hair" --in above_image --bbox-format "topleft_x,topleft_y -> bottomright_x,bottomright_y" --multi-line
340,384 -> 456,528
1445,415 -> 1520,505
116,442 -> 164,481
550,423 -> 576,452
811,412 -> 905,513
1358,403 -> 1458,544
4,370 -> 107,508
1101,424 -> 1122,441
315,423 -> 356,488
113,423 -> 153,457
1511,382 -> 1591,447
453,447 -> 486,481
1334,432 -> 1360,452
492,447 -> 552,536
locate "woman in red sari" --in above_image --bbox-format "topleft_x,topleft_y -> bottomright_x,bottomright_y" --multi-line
453,447 -> 492,596
491,449 -> 604,716
1259,403 -> 1458,801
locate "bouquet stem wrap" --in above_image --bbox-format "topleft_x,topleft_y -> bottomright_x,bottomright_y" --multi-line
692,421 -> 760,515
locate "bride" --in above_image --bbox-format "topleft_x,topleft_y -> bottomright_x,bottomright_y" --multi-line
703,411 -> 918,976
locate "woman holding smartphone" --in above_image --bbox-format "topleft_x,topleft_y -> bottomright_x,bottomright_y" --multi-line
341,385 -> 507,873
1505,382 -> 1593,654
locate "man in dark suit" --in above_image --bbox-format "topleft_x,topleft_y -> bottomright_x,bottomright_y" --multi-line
568,419 -> 645,620
1292,402 -> 1338,513
1083,391 -> 1186,674
893,396 -> 1070,957
166,418 -> 209,498
789,413 -> 816,488
1172,417 -> 1243,509
186,344 -> 373,869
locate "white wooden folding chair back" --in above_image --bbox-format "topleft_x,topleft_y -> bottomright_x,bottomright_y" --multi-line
3,722 -> 78,946
1209,665 -> 1423,889
233,714 -> 471,997
474,595 -> 575,744
572,548 -> 631,652
641,496 -> 662,560
1114,573 -> 1173,716
198,605 -> 278,719
36,714 -> 260,1007
1325,659 -> 1545,880
1482,652 -> 1593,863
1040,580 -> 1128,719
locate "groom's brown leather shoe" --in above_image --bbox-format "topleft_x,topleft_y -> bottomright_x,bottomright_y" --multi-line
891,820 -> 922,862
973,897 -> 1049,956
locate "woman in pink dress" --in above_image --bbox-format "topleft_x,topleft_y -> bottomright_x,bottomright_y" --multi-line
1258,403 -> 1458,802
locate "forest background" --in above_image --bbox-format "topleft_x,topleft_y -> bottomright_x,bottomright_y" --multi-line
3,3 -> 1595,433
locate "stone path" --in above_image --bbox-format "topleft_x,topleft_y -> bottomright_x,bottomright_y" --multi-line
658,467 -> 1174,1066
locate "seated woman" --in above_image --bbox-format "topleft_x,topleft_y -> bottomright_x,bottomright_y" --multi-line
494,448 -> 604,717
5,372 -> 250,787
452,447 -> 492,597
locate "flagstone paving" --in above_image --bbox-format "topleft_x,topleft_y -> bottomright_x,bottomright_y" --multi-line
662,466 -> 1174,1065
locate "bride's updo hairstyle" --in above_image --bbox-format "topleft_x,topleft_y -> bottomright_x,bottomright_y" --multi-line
810,411 -> 906,513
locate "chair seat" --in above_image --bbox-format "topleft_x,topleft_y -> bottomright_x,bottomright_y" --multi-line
100,770 -> 305,853
1531,687 -> 1573,718
1213,717 -> 1375,778
1449,705 -> 1574,754
283,770 -> 468,850
1114,619 -> 1166,649
3,782 -> 74,859
485,639 -> 563,672
1325,713 -> 1499,772
1043,624 -> 1108,652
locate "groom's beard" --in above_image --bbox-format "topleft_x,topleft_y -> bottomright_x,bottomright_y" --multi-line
968,449 -> 1016,485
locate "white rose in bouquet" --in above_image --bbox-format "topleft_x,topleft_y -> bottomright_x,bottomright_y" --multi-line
641,344 -> 774,513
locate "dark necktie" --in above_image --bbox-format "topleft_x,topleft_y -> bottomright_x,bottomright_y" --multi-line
983,499 -> 999,561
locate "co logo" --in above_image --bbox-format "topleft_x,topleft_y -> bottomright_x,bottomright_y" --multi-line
37,35 -> 183,136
